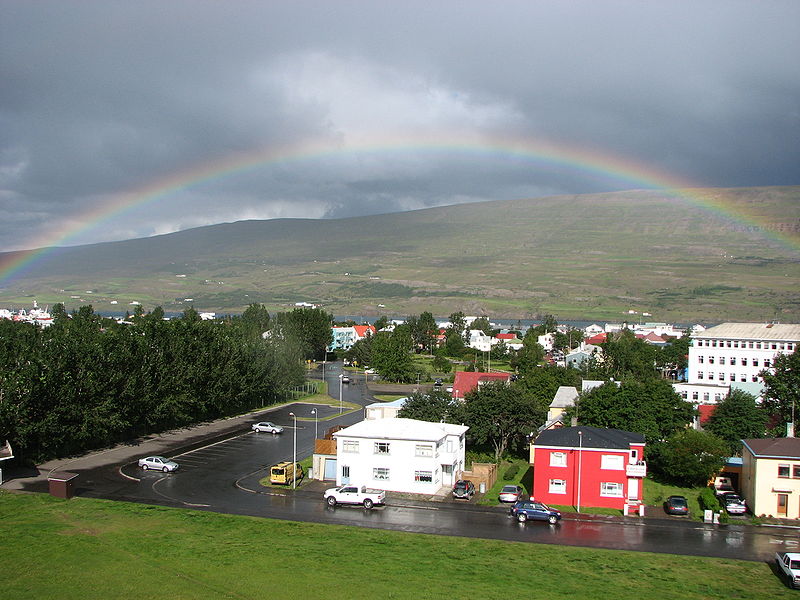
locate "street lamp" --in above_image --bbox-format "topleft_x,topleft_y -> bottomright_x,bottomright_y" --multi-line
576,430 -> 583,513
339,373 -> 343,414
311,408 -> 318,441
289,412 -> 297,489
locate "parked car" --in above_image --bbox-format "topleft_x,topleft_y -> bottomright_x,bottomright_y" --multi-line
269,461 -> 303,485
452,479 -> 475,500
720,492 -> 747,515
663,495 -> 689,516
776,552 -> 800,589
509,500 -> 561,524
138,456 -> 179,472
252,421 -> 283,434
498,484 -> 524,503
324,485 -> 385,509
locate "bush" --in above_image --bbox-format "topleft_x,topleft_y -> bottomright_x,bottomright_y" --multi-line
698,487 -> 721,512
503,464 -> 520,480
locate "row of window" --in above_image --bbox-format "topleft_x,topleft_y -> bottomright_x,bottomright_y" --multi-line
549,479 -> 624,497
342,440 -> 461,456
681,391 -> 725,402
696,372 -> 760,383
549,452 -> 637,468
695,339 -> 794,351
371,467 -> 436,482
778,464 -> 800,478
697,356 -> 771,367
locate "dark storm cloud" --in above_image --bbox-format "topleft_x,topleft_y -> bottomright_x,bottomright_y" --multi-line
1,0 -> 798,250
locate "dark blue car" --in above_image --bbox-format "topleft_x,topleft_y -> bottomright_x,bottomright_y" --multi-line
509,500 -> 561,524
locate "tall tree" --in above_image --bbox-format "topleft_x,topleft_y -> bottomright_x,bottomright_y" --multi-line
599,328 -> 659,380
704,389 -> 766,454
648,429 -> 729,487
462,381 -> 543,462
398,389 -> 463,422
448,311 -> 467,341
370,331 -> 416,383
760,348 -> 800,435
274,307 -> 333,360
567,379 -> 695,443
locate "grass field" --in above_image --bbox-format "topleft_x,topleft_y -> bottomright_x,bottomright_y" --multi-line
0,491 -> 790,600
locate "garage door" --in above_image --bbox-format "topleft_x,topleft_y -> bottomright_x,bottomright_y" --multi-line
324,458 -> 337,480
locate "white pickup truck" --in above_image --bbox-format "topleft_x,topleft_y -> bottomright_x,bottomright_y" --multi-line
776,552 -> 800,589
324,485 -> 386,509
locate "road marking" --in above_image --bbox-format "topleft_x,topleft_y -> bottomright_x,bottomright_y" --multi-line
173,431 -> 251,458
151,476 -> 210,508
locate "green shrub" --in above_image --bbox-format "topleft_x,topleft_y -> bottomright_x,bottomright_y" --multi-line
698,487 -> 721,512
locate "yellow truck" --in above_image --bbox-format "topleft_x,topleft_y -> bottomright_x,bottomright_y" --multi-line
269,461 -> 304,485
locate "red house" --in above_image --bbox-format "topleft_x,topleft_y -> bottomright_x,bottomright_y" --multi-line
532,426 -> 646,513
451,371 -> 511,400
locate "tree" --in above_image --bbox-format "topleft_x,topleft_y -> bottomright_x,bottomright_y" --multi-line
553,328 -> 583,352
447,311 -> 467,341
470,316 -> 493,336
462,381 -> 544,462
567,379 -> 695,443
398,389 -> 463,422
373,316 -> 389,332
648,429 -> 729,487
512,331 -> 544,375
431,352 -> 452,374
704,389 -> 766,454
238,303 -> 271,339
444,328 -> 465,358
657,335 -> 690,376
413,311 -> 438,353
761,348 -> 800,435
370,331 -> 415,383
274,307 -> 333,360
599,329 -> 659,380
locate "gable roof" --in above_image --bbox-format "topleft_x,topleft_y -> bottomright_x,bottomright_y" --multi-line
535,426 -> 645,449
353,325 -> 376,338
334,418 -> 468,442
741,437 -> 800,459
550,386 -> 579,408
585,333 -> 608,345
451,371 -> 511,398
496,333 -> 518,340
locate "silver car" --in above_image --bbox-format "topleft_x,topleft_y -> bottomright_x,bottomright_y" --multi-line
252,421 -> 284,434
138,456 -> 179,472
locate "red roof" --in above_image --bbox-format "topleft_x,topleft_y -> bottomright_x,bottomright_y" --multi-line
452,371 -> 511,399
585,333 -> 607,345
698,404 -> 716,425
353,325 -> 376,338
496,333 -> 517,340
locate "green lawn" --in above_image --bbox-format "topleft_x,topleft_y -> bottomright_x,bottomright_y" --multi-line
644,478 -> 709,520
0,491 -> 789,599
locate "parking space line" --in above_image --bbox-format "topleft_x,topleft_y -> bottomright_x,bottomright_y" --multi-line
173,431 -> 251,458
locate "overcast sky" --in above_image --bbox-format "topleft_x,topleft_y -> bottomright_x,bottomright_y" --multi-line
1,1 -> 798,251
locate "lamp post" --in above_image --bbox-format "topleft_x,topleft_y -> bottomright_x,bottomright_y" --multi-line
311,408 -> 318,441
577,430 -> 583,513
339,373 -> 343,414
289,412 -> 297,489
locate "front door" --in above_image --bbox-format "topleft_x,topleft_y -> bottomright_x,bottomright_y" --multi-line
777,493 -> 788,517
627,478 -> 639,500
324,458 -> 337,480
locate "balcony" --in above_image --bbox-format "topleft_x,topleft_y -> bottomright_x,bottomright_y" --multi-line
626,461 -> 647,477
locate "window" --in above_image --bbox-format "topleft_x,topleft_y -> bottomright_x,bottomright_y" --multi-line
733,341 -> 739,348
550,452 -> 567,467
373,467 -> 390,480
374,442 -> 390,455
789,343 -> 794,351
729,373 -> 735,381
698,356 -> 704,363
748,342 -> 754,349
630,449 -> 639,462
730,357 -> 736,365
718,372 -> 725,381
726,340 -> 732,348
601,454 -> 624,470
414,471 -> 433,482
764,359 -> 771,368
415,444 -> 433,457
709,356 -> 715,364
600,482 -> 624,497
794,465 -> 800,478
342,440 -> 359,453
740,374 -> 747,382
446,439 -> 454,453
341,466 -> 350,479
778,464 -> 790,478
692,391 -> 699,400
549,479 -> 567,494
720,357 -> 726,365
703,393 -> 710,401
742,358 -> 748,366
697,371 -> 704,380
756,342 -> 762,349
708,372 -> 714,380
714,393 -> 723,401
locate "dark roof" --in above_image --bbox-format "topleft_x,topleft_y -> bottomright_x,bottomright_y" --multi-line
742,437 -> 800,459
535,426 -> 645,449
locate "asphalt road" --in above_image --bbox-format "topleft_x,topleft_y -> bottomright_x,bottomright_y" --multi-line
4,362 -> 799,563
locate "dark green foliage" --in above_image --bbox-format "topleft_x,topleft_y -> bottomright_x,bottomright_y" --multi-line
649,430 -> 729,487
598,329 -> 659,380
567,379 -> 695,443
698,487 -> 722,512
444,328 -> 465,358
431,353 -> 452,374
0,309 -> 304,463
515,365 -> 581,416
370,331 -> 416,383
704,389 -> 766,454
397,389 -> 463,422
273,307 -> 333,360
502,464 -> 520,480
760,348 -> 800,435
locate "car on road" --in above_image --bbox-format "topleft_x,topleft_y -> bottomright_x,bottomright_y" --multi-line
138,456 -> 179,472
498,484 -> 524,503
452,479 -> 475,500
509,499 -> 561,524
719,492 -> 747,515
341,374 -> 351,384
663,495 -> 689,516
324,485 -> 385,509
252,421 -> 284,434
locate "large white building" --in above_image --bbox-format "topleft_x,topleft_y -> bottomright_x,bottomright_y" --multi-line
332,418 -> 468,494
675,323 -> 799,403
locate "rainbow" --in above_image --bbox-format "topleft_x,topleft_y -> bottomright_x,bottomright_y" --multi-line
1,132 -> 797,286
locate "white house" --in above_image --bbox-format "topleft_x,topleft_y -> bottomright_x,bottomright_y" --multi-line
468,329 -> 494,352
332,418 -> 469,494
364,398 -> 407,420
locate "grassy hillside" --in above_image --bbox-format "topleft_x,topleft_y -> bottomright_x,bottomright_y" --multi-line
0,491 -> 792,600
1,186 -> 798,322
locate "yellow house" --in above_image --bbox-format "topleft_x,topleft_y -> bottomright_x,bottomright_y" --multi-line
741,438 -> 800,519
